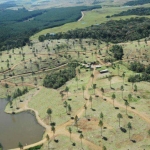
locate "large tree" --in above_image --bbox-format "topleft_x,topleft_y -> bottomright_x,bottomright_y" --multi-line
47,108 -> 52,123
117,113 -> 123,127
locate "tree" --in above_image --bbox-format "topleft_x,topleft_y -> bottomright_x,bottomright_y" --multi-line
84,104 -> 87,117
122,72 -> 125,84
63,101 -> 68,113
120,85 -> 124,99
21,76 -> 24,86
51,126 -> 55,139
134,84 -> 137,92
100,112 -> 104,121
65,86 -> 69,98
60,92 -> 64,101
101,87 -> 104,99
103,146 -> 107,150
79,133 -> 84,147
18,142 -> 23,149
93,84 -> 96,95
74,115 -> 79,131
68,104 -> 72,115
112,93 -> 116,107
91,74 -> 94,85
117,64 -> 120,76
117,113 -> 123,127
108,76 -> 112,88
47,108 -> 52,123
68,127 -> 72,141
127,122 -> 132,140
89,95 -> 93,109
75,76 -> 79,89
125,101 -> 129,115
128,94 -> 132,103
99,120 -> 103,136
46,134 -> 50,150
82,85 -> 85,98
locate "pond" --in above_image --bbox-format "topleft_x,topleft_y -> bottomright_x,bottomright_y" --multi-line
0,99 -> 44,150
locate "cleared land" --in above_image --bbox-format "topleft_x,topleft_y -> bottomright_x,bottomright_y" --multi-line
1,2 -> 150,150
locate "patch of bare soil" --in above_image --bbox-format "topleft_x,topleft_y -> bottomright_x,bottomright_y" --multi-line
79,118 -> 99,132
131,134 -> 144,142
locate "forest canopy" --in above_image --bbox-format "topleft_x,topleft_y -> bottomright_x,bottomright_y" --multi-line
124,0 -> 150,6
39,17 -> 150,43
0,5 -> 101,51
112,7 -> 150,17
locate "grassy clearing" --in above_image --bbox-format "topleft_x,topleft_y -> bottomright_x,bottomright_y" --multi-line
28,87 -> 86,125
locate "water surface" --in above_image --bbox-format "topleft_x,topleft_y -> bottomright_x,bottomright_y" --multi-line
0,99 -> 44,150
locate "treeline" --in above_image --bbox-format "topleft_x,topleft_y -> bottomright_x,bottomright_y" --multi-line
112,7 -> 150,17
39,17 -> 150,43
0,5 -> 101,50
128,73 -> 150,82
124,0 -> 150,6
43,62 -> 78,89
12,87 -> 28,99
128,61 -> 150,82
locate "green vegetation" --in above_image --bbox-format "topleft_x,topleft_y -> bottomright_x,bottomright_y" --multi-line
110,45 -> 124,60
12,87 -> 28,99
28,144 -> 43,150
0,5 -> 101,50
43,62 -> 78,89
39,17 -> 150,43
112,7 -> 150,17
124,0 -> 150,6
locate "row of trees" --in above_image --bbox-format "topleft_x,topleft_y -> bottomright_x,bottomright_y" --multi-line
112,7 -> 150,17
124,0 -> 150,6
39,17 -> 150,43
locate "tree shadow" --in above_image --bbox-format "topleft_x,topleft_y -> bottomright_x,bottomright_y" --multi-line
120,127 -> 127,133
54,139 -> 59,143
91,108 -> 96,111
50,122 -> 56,126
111,87 -> 115,90
77,130 -> 82,133
131,140 -> 136,143
128,115 -> 133,119
72,142 -> 76,146
115,107 -> 119,109
71,117 -> 74,120
87,118 -> 91,121
102,136 -> 108,141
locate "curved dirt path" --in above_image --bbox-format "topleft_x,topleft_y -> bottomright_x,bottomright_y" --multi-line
9,67 -> 102,150
78,11 -> 84,22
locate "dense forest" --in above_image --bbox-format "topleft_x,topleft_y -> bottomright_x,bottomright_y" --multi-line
39,17 -> 150,43
0,5 -> 101,50
112,7 -> 150,17
124,0 -> 150,6
43,62 -> 78,89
